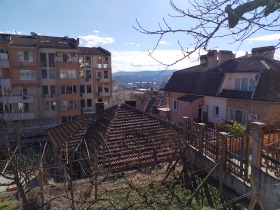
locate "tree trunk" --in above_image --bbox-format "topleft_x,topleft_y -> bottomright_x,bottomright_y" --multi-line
15,177 -> 29,210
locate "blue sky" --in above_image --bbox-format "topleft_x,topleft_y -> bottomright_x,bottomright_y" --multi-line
1,0 -> 279,72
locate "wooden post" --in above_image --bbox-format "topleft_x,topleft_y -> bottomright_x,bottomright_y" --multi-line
183,116 -> 189,145
197,123 -> 206,153
187,163 -> 219,205
248,175 -> 267,210
251,122 -> 266,169
219,132 -> 228,195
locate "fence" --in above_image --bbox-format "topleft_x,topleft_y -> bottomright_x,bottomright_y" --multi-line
182,117 -> 279,180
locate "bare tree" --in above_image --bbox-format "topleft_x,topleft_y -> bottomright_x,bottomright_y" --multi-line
134,0 -> 280,67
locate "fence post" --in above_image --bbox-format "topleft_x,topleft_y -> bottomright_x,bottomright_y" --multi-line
219,132 -> 229,195
182,116 -> 189,145
197,123 -> 206,153
251,122 -> 266,169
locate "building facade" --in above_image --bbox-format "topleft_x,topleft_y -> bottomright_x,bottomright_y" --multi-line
0,33 -> 112,137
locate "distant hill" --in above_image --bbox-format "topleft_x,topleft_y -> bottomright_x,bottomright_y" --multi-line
112,70 -> 176,87
113,70 -> 176,77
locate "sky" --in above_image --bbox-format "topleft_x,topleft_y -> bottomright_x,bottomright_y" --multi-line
0,0 -> 279,72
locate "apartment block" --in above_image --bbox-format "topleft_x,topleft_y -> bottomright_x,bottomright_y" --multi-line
0,33 -> 112,137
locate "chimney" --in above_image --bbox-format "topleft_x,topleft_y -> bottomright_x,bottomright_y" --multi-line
77,38 -> 79,45
95,102 -> 104,118
30,32 -> 37,38
200,55 -> 208,65
217,50 -> 235,65
125,100 -> 136,108
251,46 -> 275,59
207,50 -> 218,69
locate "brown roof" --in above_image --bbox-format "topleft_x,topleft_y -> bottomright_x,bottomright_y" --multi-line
218,89 -> 253,100
47,104 -> 182,174
78,47 -> 111,56
219,56 -> 280,72
46,115 -> 93,154
253,70 -> 280,102
163,65 -> 224,96
164,55 -> 280,102
177,95 -> 203,102
9,34 -> 78,49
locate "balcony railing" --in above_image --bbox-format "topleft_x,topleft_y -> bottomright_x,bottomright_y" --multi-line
0,60 -> 9,68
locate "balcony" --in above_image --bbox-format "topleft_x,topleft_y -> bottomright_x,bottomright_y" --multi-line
0,95 -> 34,103
2,112 -> 35,121
56,62 -> 80,69
0,60 -> 9,68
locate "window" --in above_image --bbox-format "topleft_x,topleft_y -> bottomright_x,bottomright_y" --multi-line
85,56 -> 91,67
60,69 -> 77,79
235,78 -> 241,90
4,104 -> 12,113
104,84 -> 109,93
235,77 -> 256,91
63,53 -> 72,63
229,109 -> 246,124
44,101 -> 50,111
61,116 -> 78,123
18,103 -> 29,112
51,101 -> 57,110
0,103 -> 3,113
80,99 -> 85,108
61,85 -> 77,94
49,69 -> 56,79
249,78 -> 256,90
19,70 -> 36,80
98,98 -> 103,102
241,78 -> 248,90
42,86 -> 48,95
173,100 -> 178,111
86,85 -> 92,93
80,85 -> 85,94
61,101 -> 78,110
18,51 -> 34,62
104,70 -> 109,79
97,85 -> 102,93
79,70 -> 84,78
86,70 -> 91,79
3,86 -> 11,96
48,53 -> 55,67
97,71 -> 102,79
40,53 -> 47,67
41,69 -> 47,79
50,85 -> 56,95
213,106 -> 219,117
79,55 -> 84,66
17,87 -> 27,96
87,99 -> 92,107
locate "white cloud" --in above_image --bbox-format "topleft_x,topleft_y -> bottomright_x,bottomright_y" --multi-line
111,49 -> 201,72
247,34 -> 280,42
93,30 -> 100,33
0,30 -> 23,35
111,49 -> 248,72
125,42 -> 135,46
159,41 -> 170,45
79,34 -> 114,47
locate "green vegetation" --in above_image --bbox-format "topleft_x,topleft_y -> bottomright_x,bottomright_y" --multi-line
217,121 -> 246,135
0,197 -> 19,210
89,173 -> 245,210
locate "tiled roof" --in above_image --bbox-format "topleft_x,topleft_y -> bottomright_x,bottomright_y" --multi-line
177,95 -> 203,102
47,104 -> 182,174
78,47 -> 111,56
253,70 -> 280,102
46,115 -> 93,154
219,56 -> 280,72
218,89 -> 253,100
8,34 -> 79,49
163,65 -> 224,96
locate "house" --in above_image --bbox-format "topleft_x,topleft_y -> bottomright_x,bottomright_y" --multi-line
162,46 -> 280,126
0,33 -> 112,138
46,103 -> 182,180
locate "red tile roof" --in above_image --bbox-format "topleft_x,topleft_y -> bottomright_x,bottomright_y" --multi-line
46,104 -> 183,174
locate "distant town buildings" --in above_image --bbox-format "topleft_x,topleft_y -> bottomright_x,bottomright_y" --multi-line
0,33 -> 112,137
